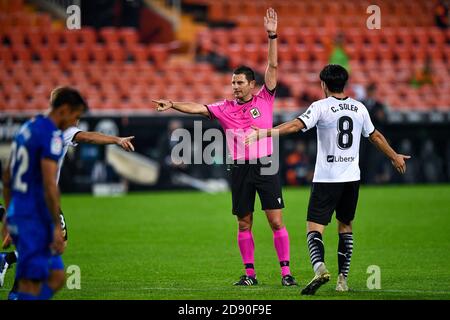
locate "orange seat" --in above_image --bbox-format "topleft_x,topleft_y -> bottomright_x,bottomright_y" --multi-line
426,46 -> 443,62
394,46 -> 412,61
100,27 -> 119,44
381,29 -> 396,47
73,45 -> 90,63
378,45 -> 394,61
12,45 -> 31,61
35,13 -> 51,29
413,28 -> 429,47
91,45 -> 107,63
7,31 -> 25,47
120,28 -> 139,48
149,44 -> 169,69
411,47 -> 427,62
293,45 -> 310,62
36,46 -> 54,61
79,27 -> 97,46
55,46 -> 72,65
46,30 -> 61,49
107,44 -> 125,62
311,45 -> 327,63
360,45 -> 377,62
26,29 -> 43,51
129,44 -> 148,63
0,47 -> 13,65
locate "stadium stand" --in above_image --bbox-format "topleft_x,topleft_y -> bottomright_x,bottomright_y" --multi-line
0,0 -> 448,114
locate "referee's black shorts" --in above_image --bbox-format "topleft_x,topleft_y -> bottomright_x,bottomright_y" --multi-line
307,180 -> 360,226
230,158 -> 284,217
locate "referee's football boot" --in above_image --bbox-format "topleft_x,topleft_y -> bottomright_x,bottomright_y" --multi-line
281,274 -> 298,286
234,275 -> 258,286
301,262 -> 330,295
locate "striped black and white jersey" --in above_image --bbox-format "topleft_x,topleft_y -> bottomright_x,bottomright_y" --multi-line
298,96 -> 375,183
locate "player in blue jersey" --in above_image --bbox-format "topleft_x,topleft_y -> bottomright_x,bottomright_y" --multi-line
1,87 -> 88,300
1,87 -> 135,299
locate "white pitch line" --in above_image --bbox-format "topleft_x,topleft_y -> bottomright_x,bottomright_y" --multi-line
351,289 -> 450,295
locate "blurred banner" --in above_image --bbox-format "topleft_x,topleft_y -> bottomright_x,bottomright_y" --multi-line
1,113 -> 449,193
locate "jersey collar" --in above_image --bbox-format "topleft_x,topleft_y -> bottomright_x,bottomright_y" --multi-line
236,96 -> 254,105
331,96 -> 349,101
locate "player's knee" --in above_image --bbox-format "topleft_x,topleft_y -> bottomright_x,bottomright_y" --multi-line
338,220 -> 352,233
237,213 -> 253,231
48,270 -> 66,291
269,220 -> 284,231
18,279 -> 41,295
238,222 -> 252,232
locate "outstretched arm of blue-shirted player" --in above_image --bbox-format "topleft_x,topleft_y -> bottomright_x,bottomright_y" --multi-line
245,118 -> 305,146
41,158 -> 65,254
264,8 -> 278,91
74,131 -> 135,152
1,159 -> 12,248
2,159 -> 11,211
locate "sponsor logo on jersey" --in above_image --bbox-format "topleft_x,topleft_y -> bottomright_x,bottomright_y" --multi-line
327,155 -> 355,163
301,108 -> 312,119
250,108 -> 261,118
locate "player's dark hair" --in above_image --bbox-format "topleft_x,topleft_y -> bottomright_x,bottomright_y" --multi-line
233,66 -> 255,82
50,86 -> 89,112
319,64 -> 349,93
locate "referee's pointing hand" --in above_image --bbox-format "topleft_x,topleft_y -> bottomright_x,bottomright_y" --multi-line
152,99 -> 173,112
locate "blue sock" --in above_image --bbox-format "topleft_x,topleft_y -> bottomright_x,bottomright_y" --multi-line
17,292 -> 39,300
38,283 -> 54,300
8,291 -> 19,300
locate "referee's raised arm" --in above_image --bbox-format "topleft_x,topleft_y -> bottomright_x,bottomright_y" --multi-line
264,8 -> 278,91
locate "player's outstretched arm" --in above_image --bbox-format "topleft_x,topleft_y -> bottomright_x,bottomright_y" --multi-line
2,161 -> 11,210
74,132 -> 135,152
368,129 -> 411,174
41,158 -> 65,254
264,7 -> 278,91
1,163 -> 12,248
152,99 -> 210,118
245,118 -> 305,145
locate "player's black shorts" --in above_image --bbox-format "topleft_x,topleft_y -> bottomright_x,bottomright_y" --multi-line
307,181 -> 360,226
230,157 -> 284,217
59,209 -> 68,241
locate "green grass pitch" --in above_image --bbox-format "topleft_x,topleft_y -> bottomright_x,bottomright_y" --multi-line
1,185 -> 449,300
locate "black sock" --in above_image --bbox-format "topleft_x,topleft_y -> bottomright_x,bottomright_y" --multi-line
5,251 -> 17,265
0,204 -> 5,221
307,231 -> 325,272
338,233 -> 353,278
10,278 -> 18,294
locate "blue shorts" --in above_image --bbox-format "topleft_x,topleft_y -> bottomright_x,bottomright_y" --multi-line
50,255 -> 64,271
7,217 -> 54,281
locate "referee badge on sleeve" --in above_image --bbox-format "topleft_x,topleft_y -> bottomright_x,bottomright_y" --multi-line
250,108 -> 261,118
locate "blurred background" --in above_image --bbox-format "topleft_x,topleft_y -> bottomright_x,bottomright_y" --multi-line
0,0 -> 449,193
